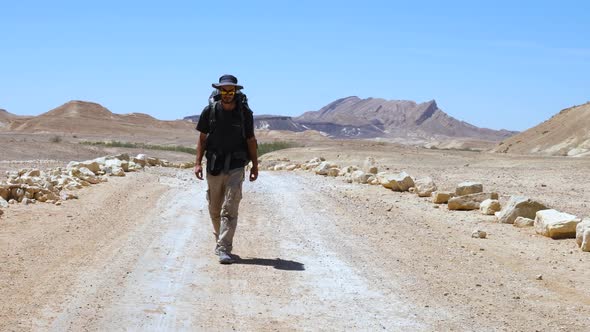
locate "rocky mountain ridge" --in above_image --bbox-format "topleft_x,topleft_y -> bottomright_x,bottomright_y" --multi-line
294,96 -> 515,140
184,96 -> 516,142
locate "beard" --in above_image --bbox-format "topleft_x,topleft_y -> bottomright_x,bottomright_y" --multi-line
221,95 -> 235,105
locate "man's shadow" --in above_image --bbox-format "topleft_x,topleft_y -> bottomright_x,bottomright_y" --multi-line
232,255 -> 305,271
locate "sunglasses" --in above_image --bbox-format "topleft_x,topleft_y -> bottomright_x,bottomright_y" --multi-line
220,90 -> 236,96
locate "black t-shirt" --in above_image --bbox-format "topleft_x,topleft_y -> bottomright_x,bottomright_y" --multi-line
196,102 -> 254,171
196,103 -> 254,139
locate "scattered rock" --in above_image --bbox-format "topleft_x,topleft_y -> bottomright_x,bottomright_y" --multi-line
113,153 -> 130,161
59,192 -> 78,201
133,154 -> 147,167
480,199 -> 501,215
496,196 -> 548,224
0,186 -> 9,200
24,169 -> 41,177
351,170 -> 372,184
146,157 -> 159,166
378,171 -> 415,191
415,177 -> 437,197
0,197 -> 8,208
338,166 -> 357,176
456,181 -> 483,196
432,191 -> 454,204
315,161 -> 338,175
472,230 -> 487,239
448,192 -> 499,211
110,167 -> 126,177
536,274 -> 543,280
326,168 -> 339,177
534,209 -> 581,239
22,197 -> 35,205
513,216 -> 535,228
367,166 -> 379,174
575,218 -> 590,251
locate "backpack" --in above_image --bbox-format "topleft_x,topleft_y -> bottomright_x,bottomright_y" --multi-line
208,89 -> 251,139
205,90 -> 253,174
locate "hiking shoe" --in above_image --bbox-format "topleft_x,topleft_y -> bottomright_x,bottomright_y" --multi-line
214,245 -> 220,256
218,251 -> 234,264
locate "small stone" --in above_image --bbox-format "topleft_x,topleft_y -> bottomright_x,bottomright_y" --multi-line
513,216 -> 535,228
536,274 -> 543,280
472,230 -> 487,239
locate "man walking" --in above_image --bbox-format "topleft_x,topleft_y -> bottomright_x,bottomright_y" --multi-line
194,74 -> 258,264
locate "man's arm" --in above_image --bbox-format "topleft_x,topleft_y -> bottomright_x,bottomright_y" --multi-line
194,132 -> 207,180
247,136 -> 258,182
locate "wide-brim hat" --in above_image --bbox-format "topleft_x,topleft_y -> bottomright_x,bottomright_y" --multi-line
212,74 -> 244,90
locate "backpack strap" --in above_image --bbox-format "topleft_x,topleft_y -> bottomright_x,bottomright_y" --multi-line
237,93 -> 252,140
238,101 -> 246,140
208,101 -> 218,135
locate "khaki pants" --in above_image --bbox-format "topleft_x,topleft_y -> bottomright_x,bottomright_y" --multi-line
206,168 -> 244,253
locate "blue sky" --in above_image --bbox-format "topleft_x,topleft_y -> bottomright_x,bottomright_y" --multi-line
1,1 -> 588,131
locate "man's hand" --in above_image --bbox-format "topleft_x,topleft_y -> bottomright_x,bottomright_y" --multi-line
194,164 -> 204,180
249,165 -> 258,182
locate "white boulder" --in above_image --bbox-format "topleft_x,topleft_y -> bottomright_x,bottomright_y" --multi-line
351,170 -> 372,184
110,167 -> 126,177
456,181 -> 483,196
448,193 -> 499,211
339,166 -> 358,176
315,161 -> 338,175
496,196 -> 548,224
415,177 -> 437,197
576,219 -> 590,251
534,209 -> 581,239
432,191 -> 453,204
378,171 -> 415,191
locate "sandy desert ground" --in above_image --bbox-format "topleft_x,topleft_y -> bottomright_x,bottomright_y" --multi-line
1,135 -> 589,331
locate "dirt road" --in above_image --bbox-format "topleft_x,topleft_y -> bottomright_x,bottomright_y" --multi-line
2,167 -> 589,331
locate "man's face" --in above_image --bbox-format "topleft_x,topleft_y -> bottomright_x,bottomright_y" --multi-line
220,86 -> 236,104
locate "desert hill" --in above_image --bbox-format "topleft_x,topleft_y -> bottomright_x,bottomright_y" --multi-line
492,102 -> 590,157
7,101 -> 196,138
0,109 -> 12,125
0,108 -> 33,129
295,97 -> 516,140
